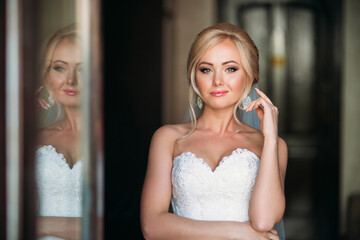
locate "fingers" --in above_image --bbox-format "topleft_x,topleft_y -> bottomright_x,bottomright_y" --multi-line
35,86 -> 45,95
255,88 -> 273,104
258,229 -> 279,240
35,86 -> 52,110
37,98 -> 51,110
244,89 -> 278,115
244,97 -> 268,113
267,230 -> 279,240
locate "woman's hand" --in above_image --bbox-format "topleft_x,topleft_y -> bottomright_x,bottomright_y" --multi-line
35,86 -> 52,110
244,88 -> 279,139
245,89 -> 287,230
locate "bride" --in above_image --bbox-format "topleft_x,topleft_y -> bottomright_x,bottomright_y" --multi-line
140,22 -> 287,240
36,24 -> 82,240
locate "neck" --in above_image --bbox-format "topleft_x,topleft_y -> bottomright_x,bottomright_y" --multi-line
59,107 -> 81,133
197,105 -> 239,135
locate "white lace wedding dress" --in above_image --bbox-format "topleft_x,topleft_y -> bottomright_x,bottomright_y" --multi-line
36,145 -> 82,240
171,148 -> 285,239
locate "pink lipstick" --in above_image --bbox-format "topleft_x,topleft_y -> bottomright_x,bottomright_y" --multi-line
210,90 -> 229,97
63,89 -> 79,96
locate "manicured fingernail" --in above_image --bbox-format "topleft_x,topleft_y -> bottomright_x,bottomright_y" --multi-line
255,87 -> 259,91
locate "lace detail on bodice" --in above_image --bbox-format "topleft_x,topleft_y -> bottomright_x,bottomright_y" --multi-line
171,148 -> 260,222
36,145 -> 82,218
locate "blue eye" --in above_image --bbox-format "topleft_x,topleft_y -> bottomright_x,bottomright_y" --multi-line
226,67 -> 238,73
200,68 -> 211,73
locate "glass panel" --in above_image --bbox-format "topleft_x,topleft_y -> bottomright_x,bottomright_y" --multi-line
0,1 -> 6,238
4,0 -> 103,239
6,0 -> 21,239
35,2 -> 83,239
76,0 -> 104,238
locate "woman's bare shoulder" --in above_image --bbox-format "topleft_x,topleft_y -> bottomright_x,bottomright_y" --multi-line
149,123 -> 192,157
37,123 -> 62,146
239,124 -> 263,141
152,123 -> 192,141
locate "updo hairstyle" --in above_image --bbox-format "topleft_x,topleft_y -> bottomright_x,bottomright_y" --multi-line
186,22 -> 259,135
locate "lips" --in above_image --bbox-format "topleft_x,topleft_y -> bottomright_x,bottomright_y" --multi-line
63,89 -> 79,96
210,90 -> 229,97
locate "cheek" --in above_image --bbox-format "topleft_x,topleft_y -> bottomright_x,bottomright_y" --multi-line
76,73 -> 82,86
47,72 -> 65,88
195,74 -> 209,94
228,72 -> 246,90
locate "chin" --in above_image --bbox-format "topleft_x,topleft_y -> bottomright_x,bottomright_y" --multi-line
62,102 -> 81,109
207,101 -> 237,109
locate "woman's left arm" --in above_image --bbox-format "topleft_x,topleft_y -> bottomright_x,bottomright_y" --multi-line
245,88 -> 288,232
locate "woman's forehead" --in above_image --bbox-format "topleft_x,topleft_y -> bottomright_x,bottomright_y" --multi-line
199,39 -> 241,65
52,39 -> 81,63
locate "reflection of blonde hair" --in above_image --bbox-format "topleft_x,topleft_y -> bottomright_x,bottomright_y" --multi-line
42,23 -> 79,121
186,22 -> 259,135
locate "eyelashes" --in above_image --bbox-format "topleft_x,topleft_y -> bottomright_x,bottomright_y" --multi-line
52,65 -> 81,73
53,65 -> 66,72
199,68 -> 211,73
198,67 -> 238,74
225,67 -> 238,73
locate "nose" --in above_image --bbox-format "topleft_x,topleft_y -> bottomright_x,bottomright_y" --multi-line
213,72 -> 224,86
67,68 -> 78,85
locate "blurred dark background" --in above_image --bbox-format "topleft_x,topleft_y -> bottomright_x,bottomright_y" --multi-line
102,1 -> 163,239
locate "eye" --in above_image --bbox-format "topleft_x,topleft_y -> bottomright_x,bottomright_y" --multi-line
226,67 -> 238,73
53,65 -> 66,72
199,68 -> 212,74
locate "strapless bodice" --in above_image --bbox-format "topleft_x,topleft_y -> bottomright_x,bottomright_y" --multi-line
171,148 -> 260,222
36,145 -> 82,218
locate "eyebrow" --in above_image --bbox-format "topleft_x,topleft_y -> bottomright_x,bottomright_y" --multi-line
53,60 -> 82,66
198,60 -> 240,66
53,60 -> 68,65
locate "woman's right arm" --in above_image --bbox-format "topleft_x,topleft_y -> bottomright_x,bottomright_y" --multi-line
37,216 -> 81,240
140,126 -> 278,240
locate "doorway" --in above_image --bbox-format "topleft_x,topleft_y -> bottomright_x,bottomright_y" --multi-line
219,1 -> 342,239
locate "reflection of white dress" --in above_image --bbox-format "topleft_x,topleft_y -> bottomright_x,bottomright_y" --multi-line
36,145 -> 82,240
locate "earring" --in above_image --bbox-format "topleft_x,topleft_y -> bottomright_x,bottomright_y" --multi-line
197,96 -> 203,109
241,96 -> 251,109
48,95 -> 54,106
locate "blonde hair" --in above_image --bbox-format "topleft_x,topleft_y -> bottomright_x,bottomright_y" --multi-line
186,22 -> 259,136
42,23 -> 79,121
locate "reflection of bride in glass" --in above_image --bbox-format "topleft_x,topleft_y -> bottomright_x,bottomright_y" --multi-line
36,24 -> 82,240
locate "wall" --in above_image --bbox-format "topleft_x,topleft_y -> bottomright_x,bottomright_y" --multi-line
162,0 -> 216,124
39,0 -> 75,49
340,0 -> 360,234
